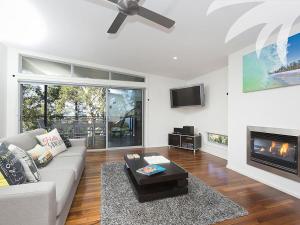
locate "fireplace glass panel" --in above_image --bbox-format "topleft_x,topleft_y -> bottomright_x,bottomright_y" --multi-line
250,131 -> 298,174
248,127 -> 300,180
253,138 -> 297,163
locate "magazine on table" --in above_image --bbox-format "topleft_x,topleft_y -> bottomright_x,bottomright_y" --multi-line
144,156 -> 170,164
136,165 -> 166,176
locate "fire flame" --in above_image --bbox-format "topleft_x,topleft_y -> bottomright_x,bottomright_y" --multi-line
269,141 -> 276,152
279,143 -> 289,157
269,141 -> 290,157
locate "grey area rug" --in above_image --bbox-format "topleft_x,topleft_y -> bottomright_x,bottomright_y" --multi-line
101,162 -> 248,225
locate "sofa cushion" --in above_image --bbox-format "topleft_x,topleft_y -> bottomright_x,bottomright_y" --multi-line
39,169 -> 75,216
26,129 -> 47,137
59,133 -> 72,148
41,156 -> 84,181
0,143 -> 26,186
56,146 -> 86,158
36,129 -> 67,157
8,144 -> 41,182
0,129 -> 47,151
3,133 -> 38,151
0,172 -> 9,187
28,145 -> 54,168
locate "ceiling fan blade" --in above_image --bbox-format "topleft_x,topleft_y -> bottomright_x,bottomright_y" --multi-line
137,7 -> 175,29
107,0 -> 119,4
107,12 -> 127,34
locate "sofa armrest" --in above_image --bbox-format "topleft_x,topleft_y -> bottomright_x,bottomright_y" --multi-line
0,182 -> 57,225
69,138 -> 86,147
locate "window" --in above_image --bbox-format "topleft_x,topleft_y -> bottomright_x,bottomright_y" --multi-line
73,65 -> 109,80
20,55 -> 146,83
20,83 -> 107,149
20,83 -> 144,149
208,133 -> 228,145
21,56 -> 71,76
111,72 -> 145,82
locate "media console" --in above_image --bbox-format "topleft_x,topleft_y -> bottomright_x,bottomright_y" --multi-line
168,133 -> 202,153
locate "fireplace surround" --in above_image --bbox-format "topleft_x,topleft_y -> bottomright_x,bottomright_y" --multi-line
247,126 -> 300,182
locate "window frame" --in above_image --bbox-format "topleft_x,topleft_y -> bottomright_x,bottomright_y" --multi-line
207,132 -> 228,146
19,55 -> 146,83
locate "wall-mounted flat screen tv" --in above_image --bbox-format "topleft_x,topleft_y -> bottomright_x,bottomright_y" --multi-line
170,84 -> 205,108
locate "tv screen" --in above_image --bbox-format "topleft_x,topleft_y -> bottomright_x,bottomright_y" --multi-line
170,84 -> 205,108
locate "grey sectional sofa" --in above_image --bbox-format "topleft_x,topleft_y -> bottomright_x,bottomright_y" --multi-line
0,129 -> 87,225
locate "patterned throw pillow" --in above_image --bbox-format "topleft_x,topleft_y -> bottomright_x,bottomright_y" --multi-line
0,143 -> 26,186
0,172 -> 9,187
8,144 -> 41,182
28,145 -> 53,168
36,129 -> 67,157
59,133 -> 72,148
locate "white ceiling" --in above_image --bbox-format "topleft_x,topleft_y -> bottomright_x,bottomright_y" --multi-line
4,0 -> 265,79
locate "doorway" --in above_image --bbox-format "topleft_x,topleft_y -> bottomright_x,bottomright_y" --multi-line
107,88 -> 143,148
20,83 -> 144,149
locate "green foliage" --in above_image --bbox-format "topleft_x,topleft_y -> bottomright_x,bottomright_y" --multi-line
80,87 -> 106,118
270,60 -> 300,74
22,84 -> 44,131
208,133 -> 228,145
47,85 -> 63,120
21,84 -> 106,131
55,86 -> 106,119
54,86 -> 83,118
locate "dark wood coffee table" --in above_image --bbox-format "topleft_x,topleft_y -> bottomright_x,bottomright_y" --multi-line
124,153 -> 188,203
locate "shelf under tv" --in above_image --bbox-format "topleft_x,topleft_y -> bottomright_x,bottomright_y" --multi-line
168,133 -> 202,153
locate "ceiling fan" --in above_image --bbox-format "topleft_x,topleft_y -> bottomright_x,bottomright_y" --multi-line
106,0 -> 175,34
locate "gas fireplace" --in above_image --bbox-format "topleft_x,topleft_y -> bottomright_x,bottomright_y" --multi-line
247,126 -> 300,182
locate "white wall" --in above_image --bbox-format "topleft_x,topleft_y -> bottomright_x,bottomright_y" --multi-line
3,46 -> 185,147
146,75 -> 185,147
2,45 -> 228,149
228,45 -> 300,199
146,67 -> 229,151
181,68 -> 228,159
0,43 -> 7,138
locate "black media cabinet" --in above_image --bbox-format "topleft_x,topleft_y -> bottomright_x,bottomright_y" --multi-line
168,133 -> 202,153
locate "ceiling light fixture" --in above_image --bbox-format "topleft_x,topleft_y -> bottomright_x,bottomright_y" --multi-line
173,56 -> 178,60
0,0 -> 47,46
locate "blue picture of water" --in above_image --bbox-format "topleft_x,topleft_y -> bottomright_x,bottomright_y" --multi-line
243,33 -> 300,92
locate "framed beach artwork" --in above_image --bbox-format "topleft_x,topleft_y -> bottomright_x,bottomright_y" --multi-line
243,32 -> 300,92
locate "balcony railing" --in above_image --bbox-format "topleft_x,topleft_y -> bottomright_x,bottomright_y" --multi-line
35,116 -> 106,149
30,115 -> 136,149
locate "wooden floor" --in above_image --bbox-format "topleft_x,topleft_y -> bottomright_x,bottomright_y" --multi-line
65,147 -> 300,225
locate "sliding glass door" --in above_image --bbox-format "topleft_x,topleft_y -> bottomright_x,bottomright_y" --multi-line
20,84 -> 143,149
107,88 -> 143,148
21,83 -> 107,149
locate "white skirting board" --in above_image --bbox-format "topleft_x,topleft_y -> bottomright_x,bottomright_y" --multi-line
200,144 -> 228,160
227,164 -> 300,199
